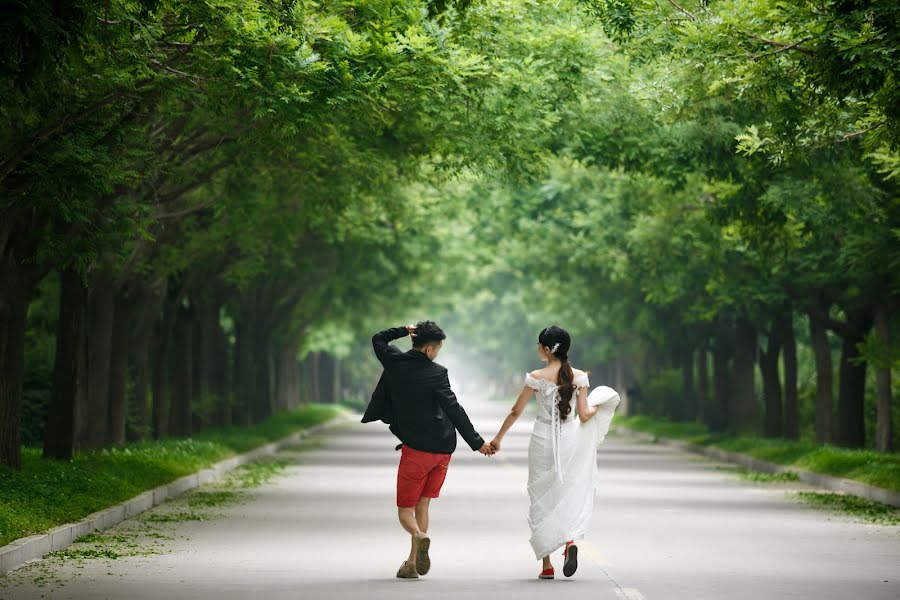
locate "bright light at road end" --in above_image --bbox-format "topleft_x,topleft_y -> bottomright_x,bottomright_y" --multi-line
438,343 -> 519,404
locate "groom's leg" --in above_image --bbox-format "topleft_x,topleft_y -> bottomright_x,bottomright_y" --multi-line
398,507 -> 421,565
414,496 -> 431,533
398,507 -> 421,537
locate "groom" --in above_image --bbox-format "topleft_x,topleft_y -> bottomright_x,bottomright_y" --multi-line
363,321 -> 494,579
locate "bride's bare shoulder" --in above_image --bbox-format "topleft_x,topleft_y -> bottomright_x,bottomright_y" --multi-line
530,366 -> 554,380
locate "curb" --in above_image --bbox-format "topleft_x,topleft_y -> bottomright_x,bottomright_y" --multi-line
0,412 -> 353,575
613,426 -> 900,508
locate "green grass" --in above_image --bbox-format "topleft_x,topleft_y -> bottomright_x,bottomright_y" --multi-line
793,492 -> 900,525
0,404 -> 341,547
615,415 -> 900,493
727,467 -> 801,483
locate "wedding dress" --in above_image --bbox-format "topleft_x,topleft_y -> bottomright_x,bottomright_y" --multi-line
525,372 -> 620,559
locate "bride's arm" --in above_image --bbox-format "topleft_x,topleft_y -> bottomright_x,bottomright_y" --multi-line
490,386 -> 532,451
576,386 -> 598,423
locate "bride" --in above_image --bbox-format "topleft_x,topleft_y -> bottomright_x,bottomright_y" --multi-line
489,326 -> 620,580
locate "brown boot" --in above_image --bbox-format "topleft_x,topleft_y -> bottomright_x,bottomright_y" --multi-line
415,534 -> 431,575
396,561 -> 419,579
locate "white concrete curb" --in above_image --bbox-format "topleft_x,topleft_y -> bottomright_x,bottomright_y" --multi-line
614,427 -> 900,508
0,412 -> 353,575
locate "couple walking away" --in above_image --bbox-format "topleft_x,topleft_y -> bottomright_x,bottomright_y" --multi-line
362,321 -> 620,580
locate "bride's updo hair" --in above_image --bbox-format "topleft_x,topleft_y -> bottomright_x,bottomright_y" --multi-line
538,326 -> 574,420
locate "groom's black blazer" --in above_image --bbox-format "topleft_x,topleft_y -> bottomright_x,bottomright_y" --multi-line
362,326 -> 484,454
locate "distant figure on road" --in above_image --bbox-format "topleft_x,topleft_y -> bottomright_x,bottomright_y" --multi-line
363,321 -> 495,580
489,326 -> 620,580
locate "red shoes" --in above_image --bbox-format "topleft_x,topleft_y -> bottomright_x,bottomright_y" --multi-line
563,541 -> 578,577
540,540 -> 578,580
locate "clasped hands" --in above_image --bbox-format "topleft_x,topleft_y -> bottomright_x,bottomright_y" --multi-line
479,438 -> 502,457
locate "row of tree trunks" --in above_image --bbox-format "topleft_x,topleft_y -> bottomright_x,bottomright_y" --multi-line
635,307 -> 878,449
4,235 -> 317,469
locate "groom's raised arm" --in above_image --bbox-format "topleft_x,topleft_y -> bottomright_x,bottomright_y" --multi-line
434,368 -> 485,451
372,326 -> 409,366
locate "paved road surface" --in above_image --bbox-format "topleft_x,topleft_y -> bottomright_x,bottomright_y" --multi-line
3,396 -> 899,599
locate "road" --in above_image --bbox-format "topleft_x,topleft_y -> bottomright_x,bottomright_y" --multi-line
3,395 -> 899,599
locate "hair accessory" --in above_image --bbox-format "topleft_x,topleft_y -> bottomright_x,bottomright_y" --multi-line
551,342 -> 560,355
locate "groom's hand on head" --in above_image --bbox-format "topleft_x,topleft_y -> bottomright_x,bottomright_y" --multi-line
405,324 -> 417,337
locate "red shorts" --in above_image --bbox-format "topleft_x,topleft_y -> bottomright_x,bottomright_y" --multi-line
396,445 -> 452,508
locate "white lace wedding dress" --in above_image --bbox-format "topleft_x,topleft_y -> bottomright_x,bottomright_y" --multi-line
525,371 -> 620,559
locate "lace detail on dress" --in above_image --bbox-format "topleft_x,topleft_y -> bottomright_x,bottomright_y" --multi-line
524,371 -> 591,484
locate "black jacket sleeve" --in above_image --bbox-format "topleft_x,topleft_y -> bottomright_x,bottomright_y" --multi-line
433,368 -> 485,451
372,326 -> 410,366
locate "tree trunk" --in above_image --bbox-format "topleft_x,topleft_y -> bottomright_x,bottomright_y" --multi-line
873,303 -> 893,452
332,355 -> 342,407
759,320 -> 783,438
43,270 -> 86,460
782,314 -> 799,440
129,333 -> 151,441
193,299 -> 220,429
106,294 -> 131,446
194,301 -> 231,427
251,332 -> 272,423
275,342 -> 299,411
151,282 -> 179,439
212,313 -> 230,426
169,306 -> 193,438
730,319 -> 758,435
836,308 -> 873,448
709,325 -> 732,432
808,307 -> 833,444
232,318 -> 254,426
79,269 -> 116,450
696,345 -> 709,425
680,348 -> 695,422
297,354 -> 311,406
127,290 -> 162,442
310,352 -> 321,404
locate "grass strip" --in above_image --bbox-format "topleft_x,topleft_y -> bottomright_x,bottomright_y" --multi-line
0,404 -> 341,547
614,415 -> 900,493
793,492 -> 900,525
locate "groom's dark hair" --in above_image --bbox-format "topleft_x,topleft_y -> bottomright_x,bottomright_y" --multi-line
412,320 -> 446,348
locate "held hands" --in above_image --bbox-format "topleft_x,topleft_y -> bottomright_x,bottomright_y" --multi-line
489,438 -> 501,453
478,443 -> 496,456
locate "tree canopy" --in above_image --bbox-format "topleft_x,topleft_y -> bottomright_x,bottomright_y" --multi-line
1,0 -> 896,470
